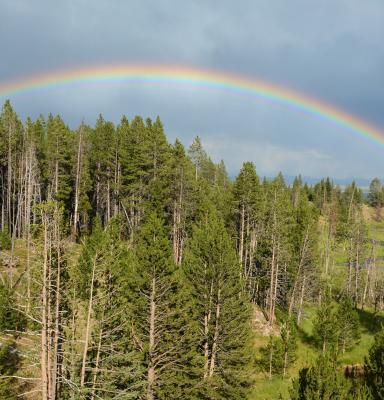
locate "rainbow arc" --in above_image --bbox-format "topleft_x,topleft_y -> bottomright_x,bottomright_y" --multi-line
0,64 -> 383,146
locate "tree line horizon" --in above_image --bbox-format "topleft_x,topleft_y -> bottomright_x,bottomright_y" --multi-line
0,99 -> 384,399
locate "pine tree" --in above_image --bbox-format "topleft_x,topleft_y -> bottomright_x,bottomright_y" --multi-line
368,178 -> 383,209
0,284 -> 25,332
281,318 -> 298,377
71,122 -> 91,239
45,115 -> 73,210
232,162 -> 262,289
288,191 -> 319,324
365,329 -> 384,399
289,353 -> 348,400
260,335 -> 284,379
188,136 -> 216,184
0,341 -> 21,400
313,297 -> 339,352
259,175 -> 294,325
336,294 -> 360,353
168,139 -> 196,265
122,211 -> 189,399
0,100 -> 23,235
259,318 -> 297,378
89,115 -> 116,226
183,206 -> 252,399
68,219 -> 140,399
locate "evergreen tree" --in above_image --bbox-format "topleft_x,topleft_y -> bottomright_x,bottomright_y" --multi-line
123,211 -> 190,399
289,353 -> 348,400
0,284 -> 25,332
167,139 -> 196,265
89,115 -> 116,226
71,123 -> 92,238
69,219 -> 140,399
365,329 -> 384,399
259,318 -> 297,378
336,294 -> 360,353
368,178 -> 383,209
281,318 -> 298,376
260,335 -> 284,378
183,206 -> 252,399
45,115 -> 73,210
232,161 -> 262,293
0,341 -> 21,400
313,297 -> 339,352
188,136 -> 216,184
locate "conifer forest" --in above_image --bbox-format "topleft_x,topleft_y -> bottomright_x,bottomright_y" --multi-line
1,100 -> 384,399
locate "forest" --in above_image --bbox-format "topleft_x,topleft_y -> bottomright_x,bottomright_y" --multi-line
0,99 -> 383,399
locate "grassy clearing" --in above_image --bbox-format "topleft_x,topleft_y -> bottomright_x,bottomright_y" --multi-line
249,306 -> 383,400
248,207 -> 384,400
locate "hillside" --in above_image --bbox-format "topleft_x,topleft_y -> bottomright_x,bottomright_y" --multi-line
0,104 -> 384,399
250,204 -> 384,399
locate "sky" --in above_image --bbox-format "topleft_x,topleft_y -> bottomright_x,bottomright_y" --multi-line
1,0 -> 384,180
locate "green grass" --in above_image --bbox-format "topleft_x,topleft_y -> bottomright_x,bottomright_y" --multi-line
248,207 -> 384,399
249,306 -> 383,400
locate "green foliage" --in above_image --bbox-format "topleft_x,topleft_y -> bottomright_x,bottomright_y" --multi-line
0,284 -> 25,332
313,298 -> 339,352
347,381 -> 373,400
0,229 -> 11,250
183,207 -> 253,399
260,319 -> 298,377
365,329 -> 384,399
122,211 -> 191,399
0,341 -> 21,399
2,101 -> 384,399
337,294 -> 361,353
368,178 -> 384,209
281,318 -> 299,370
260,335 -> 285,375
289,353 -> 349,400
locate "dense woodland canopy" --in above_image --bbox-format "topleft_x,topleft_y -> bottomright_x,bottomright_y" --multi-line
0,100 -> 384,399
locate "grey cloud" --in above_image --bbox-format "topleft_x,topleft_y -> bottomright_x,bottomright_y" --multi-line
1,0 -> 384,179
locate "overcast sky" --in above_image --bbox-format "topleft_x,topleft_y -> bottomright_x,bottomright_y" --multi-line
1,0 -> 384,179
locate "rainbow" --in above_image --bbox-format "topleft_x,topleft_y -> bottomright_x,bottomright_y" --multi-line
0,63 -> 383,146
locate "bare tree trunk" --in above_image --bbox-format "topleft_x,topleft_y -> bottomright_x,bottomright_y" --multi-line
362,260 -> 370,310
96,163 -> 101,219
41,213 -> 49,399
80,255 -> 97,387
283,323 -> 290,378
172,201 -> 179,264
209,289 -> 221,377
289,229 -> 309,316
297,275 -> 306,325
355,242 -> 360,306
172,174 -> 184,265
269,234 -> 276,326
239,204 -> 245,264
204,278 -> 213,379
90,327 -> 103,400
7,124 -> 12,233
73,127 -> 83,239
51,221 -> 62,400
106,171 -> 111,225
348,238 -> 353,293
271,255 -> 280,326
1,172 -> 5,231
147,277 -> 156,400
54,155 -> 59,197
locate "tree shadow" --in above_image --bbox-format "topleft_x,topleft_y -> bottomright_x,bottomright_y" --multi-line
296,325 -> 317,349
356,308 -> 384,334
